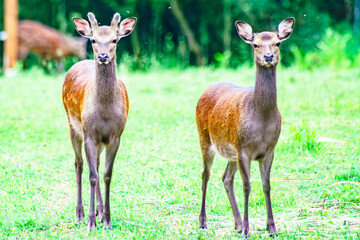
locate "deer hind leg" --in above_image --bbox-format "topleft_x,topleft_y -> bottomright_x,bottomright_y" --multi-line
56,59 -> 65,72
198,133 -> 215,229
17,47 -> 29,69
102,136 -> 121,230
237,152 -> 251,237
222,160 -> 243,232
259,151 -> 277,236
40,58 -> 51,74
69,126 -> 84,223
96,146 -> 104,222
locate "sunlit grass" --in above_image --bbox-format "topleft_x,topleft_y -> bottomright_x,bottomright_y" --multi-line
0,66 -> 359,239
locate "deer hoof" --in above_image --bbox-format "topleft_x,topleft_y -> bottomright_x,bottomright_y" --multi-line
270,233 -> 279,238
267,223 -> 277,237
235,223 -> 243,233
102,214 -> 112,230
241,228 -> 250,238
241,234 -> 250,239
104,225 -> 113,230
96,205 -> 104,222
76,205 -> 84,223
87,216 -> 96,232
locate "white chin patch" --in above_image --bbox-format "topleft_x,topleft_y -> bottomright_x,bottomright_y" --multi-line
97,60 -> 110,65
263,61 -> 275,68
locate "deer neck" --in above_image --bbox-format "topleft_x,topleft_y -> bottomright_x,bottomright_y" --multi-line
95,59 -> 117,104
252,65 -> 278,117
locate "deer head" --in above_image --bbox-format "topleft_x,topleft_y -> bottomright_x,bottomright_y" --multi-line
72,12 -> 137,64
63,36 -> 88,59
235,18 -> 295,68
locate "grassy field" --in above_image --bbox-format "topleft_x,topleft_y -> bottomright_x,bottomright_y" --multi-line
0,66 -> 359,239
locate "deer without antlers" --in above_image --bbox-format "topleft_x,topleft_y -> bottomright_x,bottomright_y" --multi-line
196,18 -> 295,237
62,12 -> 136,231
18,20 -> 87,71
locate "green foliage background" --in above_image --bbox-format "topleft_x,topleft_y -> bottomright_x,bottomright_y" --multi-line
0,0 -> 359,69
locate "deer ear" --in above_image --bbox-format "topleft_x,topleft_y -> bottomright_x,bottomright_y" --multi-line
72,18 -> 92,38
277,17 -> 295,41
235,21 -> 253,44
118,17 -> 137,38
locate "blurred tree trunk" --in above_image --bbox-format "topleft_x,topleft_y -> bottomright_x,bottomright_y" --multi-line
170,0 -> 205,66
131,25 -> 141,68
199,14 -> 208,64
56,0 -> 67,33
223,0 -> 231,53
152,5 -> 161,56
4,0 -> 18,69
354,0 -> 360,48
131,18 -> 141,58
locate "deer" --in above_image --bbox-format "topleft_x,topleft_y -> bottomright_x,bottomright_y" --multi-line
196,17 -> 295,237
62,12 -> 136,231
18,20 -> 87,71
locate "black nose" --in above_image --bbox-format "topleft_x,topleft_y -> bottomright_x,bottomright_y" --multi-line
264,53 -> 274,62
98,53 -> 109,62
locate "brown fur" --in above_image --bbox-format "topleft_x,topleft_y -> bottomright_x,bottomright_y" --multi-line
196,18 -> 294,237
62,13 -> 136,231
63,60 -> 129,123
18,20 -> 87,66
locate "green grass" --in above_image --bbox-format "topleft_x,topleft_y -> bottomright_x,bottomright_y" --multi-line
0,66 -> 359,239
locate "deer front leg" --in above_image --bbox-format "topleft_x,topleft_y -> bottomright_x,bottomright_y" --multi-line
102,137 -> 120,229
96,147 -> 104,222
84,137 -> 99,231
259,151 -> 277,236
238,153 -> 251,237
56,59 -> 65,72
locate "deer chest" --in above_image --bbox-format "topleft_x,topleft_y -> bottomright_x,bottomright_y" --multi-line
241,117 -> 281,160
82,104 -> 126,143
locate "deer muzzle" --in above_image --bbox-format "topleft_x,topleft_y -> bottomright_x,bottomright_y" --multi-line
264,53 -> 274,62
98,53 -> 109,63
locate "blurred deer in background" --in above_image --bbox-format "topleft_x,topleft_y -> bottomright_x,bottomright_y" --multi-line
62,12 -> 136,230
196,17 -> 295,237
18,20 -> 87,72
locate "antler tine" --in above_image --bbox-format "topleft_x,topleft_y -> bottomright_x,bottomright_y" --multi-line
111,13 -> 121,29
87,12 -> 98,29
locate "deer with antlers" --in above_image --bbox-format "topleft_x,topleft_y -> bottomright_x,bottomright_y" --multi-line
62,12 -> 136,230
196,18 -> 295,237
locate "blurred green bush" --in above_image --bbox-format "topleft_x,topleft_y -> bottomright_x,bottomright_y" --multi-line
1,0 -> 359,71
292,28 -> 360,70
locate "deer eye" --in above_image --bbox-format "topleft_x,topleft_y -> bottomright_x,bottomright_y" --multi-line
112,39 -> 117,44
253,44 -> 260,48
91,39 -> 96,44
275,42 -> 280,47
